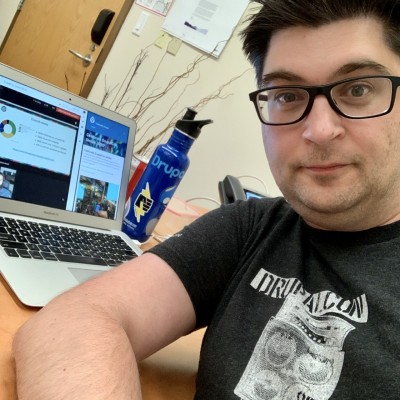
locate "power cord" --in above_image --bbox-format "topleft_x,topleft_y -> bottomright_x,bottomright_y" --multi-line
185,196 -> 221,207
236,175 -> 268,195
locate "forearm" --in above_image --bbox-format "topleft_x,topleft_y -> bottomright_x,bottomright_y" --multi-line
12,253 -> 196,399
13,293 -> 142,400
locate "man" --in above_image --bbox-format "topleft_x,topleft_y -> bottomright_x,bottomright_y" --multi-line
0,172 -> 12,198
13,0 -> 400,399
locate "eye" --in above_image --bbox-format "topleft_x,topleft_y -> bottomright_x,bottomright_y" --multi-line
348,84 -> 371,97
275,91 -> 298,104
338,80 -> 375,99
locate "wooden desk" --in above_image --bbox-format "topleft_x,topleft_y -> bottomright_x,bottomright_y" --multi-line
0,203 -> 206,399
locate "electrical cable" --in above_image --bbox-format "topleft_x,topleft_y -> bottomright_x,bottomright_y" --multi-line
236,175 -> 268,195
185,196 -> 221,207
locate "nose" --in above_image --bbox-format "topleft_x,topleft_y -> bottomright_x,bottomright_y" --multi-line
302,95 -> 345,145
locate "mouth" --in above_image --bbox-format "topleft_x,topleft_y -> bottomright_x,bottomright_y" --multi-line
301,163 -> 350,175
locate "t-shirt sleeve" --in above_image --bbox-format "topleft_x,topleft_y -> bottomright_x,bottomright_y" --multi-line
147,199 -> 261,327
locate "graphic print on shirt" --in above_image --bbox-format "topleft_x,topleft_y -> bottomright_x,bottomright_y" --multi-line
234,269 -> 368,400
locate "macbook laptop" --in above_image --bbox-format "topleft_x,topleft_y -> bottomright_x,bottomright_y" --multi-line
0,63 -> 142,307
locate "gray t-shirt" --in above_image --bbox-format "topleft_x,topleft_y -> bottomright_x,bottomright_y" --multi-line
149,197 -> 400,400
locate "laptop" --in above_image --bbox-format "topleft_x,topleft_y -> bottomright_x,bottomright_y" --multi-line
0,63 -> 142,307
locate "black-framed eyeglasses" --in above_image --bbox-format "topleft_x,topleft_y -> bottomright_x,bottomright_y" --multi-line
249,75 -> 400,126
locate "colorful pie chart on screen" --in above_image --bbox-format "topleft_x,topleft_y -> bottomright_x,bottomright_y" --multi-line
0,119 -> 17,138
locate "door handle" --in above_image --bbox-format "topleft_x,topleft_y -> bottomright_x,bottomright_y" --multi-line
68,49 -> 92,67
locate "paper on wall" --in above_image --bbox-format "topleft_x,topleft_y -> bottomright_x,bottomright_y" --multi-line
135,0 -> 175,16
162,0 -> 249,58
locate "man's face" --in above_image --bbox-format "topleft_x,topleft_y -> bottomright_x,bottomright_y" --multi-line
262,17 -> 400,230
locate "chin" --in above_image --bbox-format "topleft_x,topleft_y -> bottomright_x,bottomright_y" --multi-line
284,187 -> 361,216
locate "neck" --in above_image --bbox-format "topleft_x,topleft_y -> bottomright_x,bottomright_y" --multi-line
300,205 -> 400,232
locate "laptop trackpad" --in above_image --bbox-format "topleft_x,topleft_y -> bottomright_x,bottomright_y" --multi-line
68,268 -> 105,283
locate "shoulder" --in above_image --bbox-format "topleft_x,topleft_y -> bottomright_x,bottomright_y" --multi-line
179,196 -> 299,249
223,196 -> 297,227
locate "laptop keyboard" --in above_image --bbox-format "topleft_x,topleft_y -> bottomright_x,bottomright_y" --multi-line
0,216 -> 138,266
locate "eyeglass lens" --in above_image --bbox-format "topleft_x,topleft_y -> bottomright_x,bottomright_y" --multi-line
256,77 -> 393,124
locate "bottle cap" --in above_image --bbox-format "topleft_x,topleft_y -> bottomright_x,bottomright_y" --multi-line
176,108 -> 213,139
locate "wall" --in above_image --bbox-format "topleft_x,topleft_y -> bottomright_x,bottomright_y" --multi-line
88,3 -> 282,206
0,0 -> 19,46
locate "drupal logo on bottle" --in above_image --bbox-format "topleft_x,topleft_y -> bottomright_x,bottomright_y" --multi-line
151,154 -> 185,179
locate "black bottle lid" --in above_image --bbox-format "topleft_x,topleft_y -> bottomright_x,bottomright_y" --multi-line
175,107 -> 213,139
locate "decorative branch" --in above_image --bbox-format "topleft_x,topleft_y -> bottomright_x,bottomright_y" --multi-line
100,42 -> 250,156
130,52 -> 209,121
135,68 -> 251,156
64,74 -> 69,91
135,71 -> 201,146
79,72 -> 87,96
100,75 -> 119,106
110,47 -> 150,111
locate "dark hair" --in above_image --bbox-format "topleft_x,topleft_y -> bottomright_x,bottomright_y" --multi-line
241,0 -> 400,86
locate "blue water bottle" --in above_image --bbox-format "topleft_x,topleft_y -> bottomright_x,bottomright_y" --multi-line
122,108 -> 213,242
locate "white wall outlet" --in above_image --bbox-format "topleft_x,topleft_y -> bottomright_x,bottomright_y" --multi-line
132,11 -> 149,36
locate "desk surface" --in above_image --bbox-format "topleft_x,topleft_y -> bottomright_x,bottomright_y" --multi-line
0,203 -> 206,399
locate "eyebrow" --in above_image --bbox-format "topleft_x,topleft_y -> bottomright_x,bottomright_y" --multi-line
261,60 -> 392,86
335,60 -> 391,76
261,70 -> 302,86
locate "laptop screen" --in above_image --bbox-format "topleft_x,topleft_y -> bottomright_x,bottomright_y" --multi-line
0,75 -> 130,222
